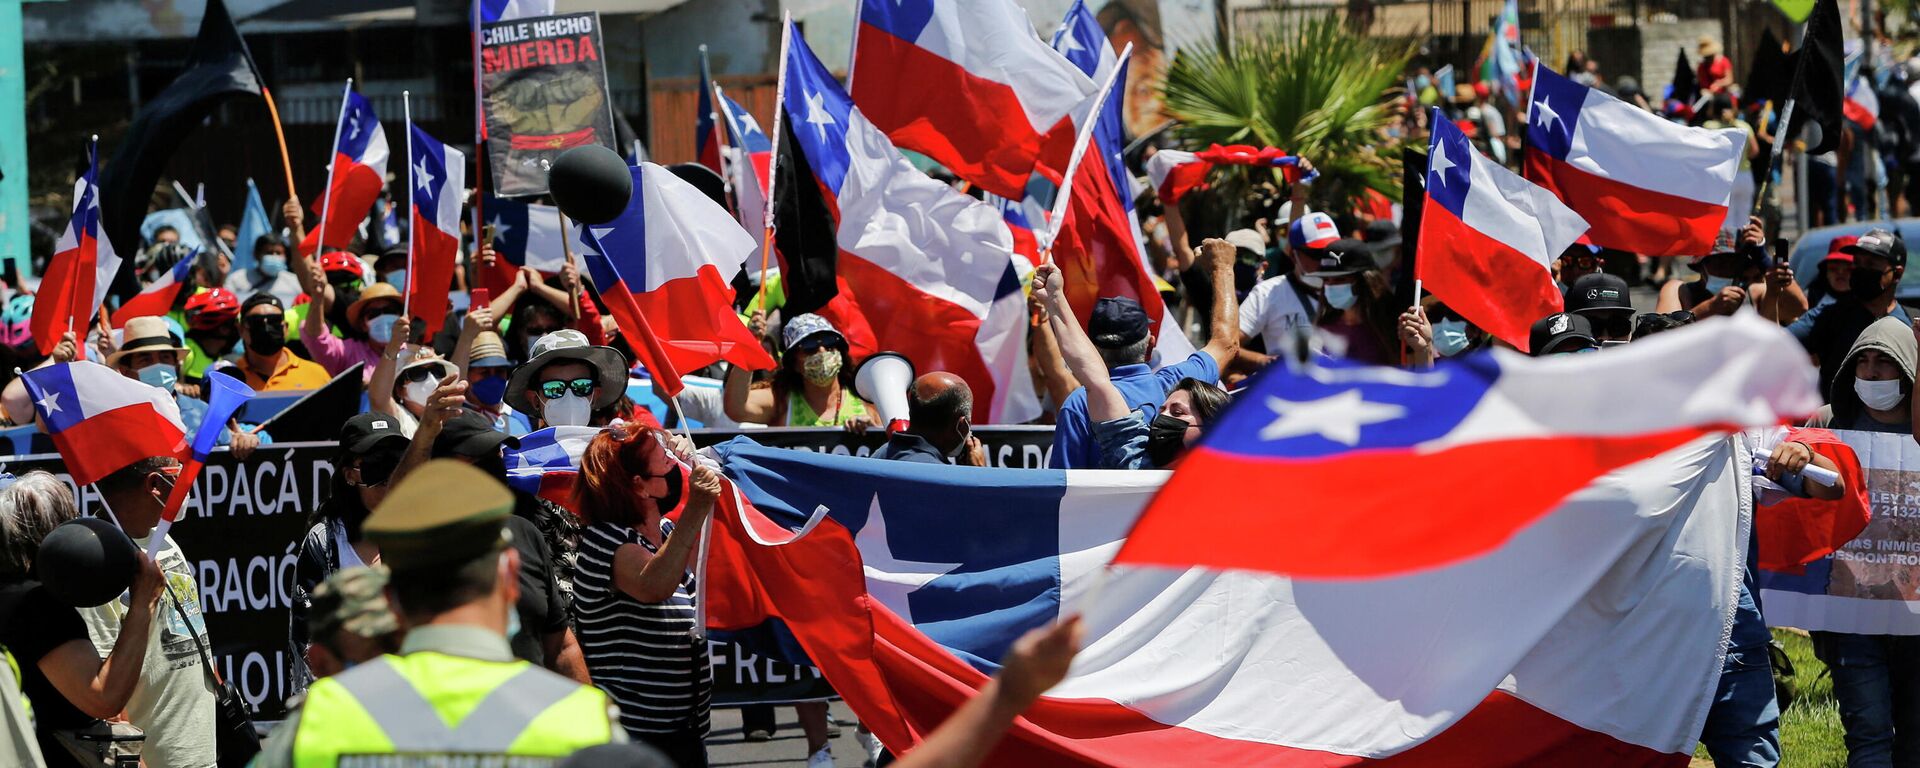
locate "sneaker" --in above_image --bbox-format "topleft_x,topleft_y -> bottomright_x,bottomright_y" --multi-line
855,729 -> 883,768
807,747 -> 834,768
744,729 -> 774,742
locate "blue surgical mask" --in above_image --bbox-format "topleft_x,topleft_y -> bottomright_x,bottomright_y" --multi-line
507,604 -> 523,640
367,314 -> 401,345
382,269 -> 408,290
471,375 -> 508,405
1324,283 -> 1358,310
137,363 -> 178,393
258,255 -> 288,278
1704,275 -> 1737,294
1432,319 -> 1472,357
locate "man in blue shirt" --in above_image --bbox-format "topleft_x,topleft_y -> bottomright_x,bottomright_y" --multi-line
1050,239 -> 1239,468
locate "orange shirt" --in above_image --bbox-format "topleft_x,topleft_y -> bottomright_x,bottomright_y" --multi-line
239,350 -> 333,392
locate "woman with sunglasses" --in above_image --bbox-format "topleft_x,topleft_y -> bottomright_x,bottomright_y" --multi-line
723,313 -> 872,430
290,413 -> 411,681
367,315 -> 459,437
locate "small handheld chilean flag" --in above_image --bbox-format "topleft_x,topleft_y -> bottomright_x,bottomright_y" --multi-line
112,247 -> 199,328
1421,109 -> 1586,352
300,89 -> 389,257
505,426 -> 599,511
32,139 -> 123,358
695,46 -> 725,176
21,361 -> 187,488
1523,65 -> 1745,258
153,371 -> 254,557
715,87 -> 772,260
408,123 -> 466,337
1114,312 -> 1821,578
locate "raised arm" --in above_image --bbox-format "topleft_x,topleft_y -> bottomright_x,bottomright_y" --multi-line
890,615 -> 1084,768
1195,238 -> 1242,371
452,305 -> 493,380
39,552 -> 163,719
1026,293 -> 1079,408
723,360 -> 779,425
368,317 -> 411,418
613,464 -> 719,604
1034,263 -> 1128,423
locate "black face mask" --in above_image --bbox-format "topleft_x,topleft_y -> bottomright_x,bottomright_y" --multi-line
1146,413 -> 1192,467
1850,268 -> 1889,303
245,316 -> 286,355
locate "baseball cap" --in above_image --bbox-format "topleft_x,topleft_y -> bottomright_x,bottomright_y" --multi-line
1843,227 -> 1907,267
240,292 -> 283,314
1088,296 -> 1151,347
1565,273 -> 1633,315
431,411 -> 519,460
1224,229 -> 1267,256
1822,236 -> 1858,265
1529,312 -> 1597,355
1288,212 -> 1341,250
339,412 -> 410,456
1304,239 -> 1376,277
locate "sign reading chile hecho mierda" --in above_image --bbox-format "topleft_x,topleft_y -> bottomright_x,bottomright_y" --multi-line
480,12 -> 618,197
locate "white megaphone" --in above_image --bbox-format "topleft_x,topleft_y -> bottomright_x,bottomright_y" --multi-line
854,352 -> 915,434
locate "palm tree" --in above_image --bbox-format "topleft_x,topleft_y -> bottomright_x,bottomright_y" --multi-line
1161,14 -> 1415,220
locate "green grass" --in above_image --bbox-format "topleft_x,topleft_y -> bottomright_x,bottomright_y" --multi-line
1691,630 -> 1847,767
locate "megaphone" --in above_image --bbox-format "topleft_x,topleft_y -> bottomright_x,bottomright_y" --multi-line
854,352 -> 915,434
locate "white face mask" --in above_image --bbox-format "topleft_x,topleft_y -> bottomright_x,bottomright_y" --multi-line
1432,319 -> 1471,357
1324,283 -> 1358,310
402,374 -> 440,408
1703,275 -> 1737,294
543,391 -> 592,427
367,314 -> 401,345
1855,377 -> 1907,411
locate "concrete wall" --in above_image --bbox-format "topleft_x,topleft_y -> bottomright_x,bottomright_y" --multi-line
1638,18 -> 1721,101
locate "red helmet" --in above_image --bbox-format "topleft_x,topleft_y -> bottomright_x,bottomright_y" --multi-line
184,289 -> 241,329
320,251 -> 363,279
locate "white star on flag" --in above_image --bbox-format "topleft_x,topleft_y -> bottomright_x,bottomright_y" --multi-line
488,213 -> 513,240
805,92 -> 836,138
1258,389 -> 1406,446
35,391 -> 60,415
1058,31 -> 1084,54
1429,141 -> 1457,186
1533,97 -> 1560,129
414,157 -> 435,193
855,494 -> 960,624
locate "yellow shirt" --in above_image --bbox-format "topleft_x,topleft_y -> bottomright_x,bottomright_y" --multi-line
241,350 -> 334,391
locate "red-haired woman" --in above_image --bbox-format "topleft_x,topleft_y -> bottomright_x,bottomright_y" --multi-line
570,427 -> 719,767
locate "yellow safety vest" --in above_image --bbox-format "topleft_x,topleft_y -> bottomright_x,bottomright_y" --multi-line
291,651 -> 614,768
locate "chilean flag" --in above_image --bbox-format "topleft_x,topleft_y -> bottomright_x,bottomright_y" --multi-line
407,124 -> 465,338
21,361 -> 187,487
852,0 -> 1096,199
1116,312 -> 1819,579
706,433 -> 1756,766
484,196 -> 570,273
1421,110 -> 1586,352
695,48 -> 725,176
576,162 -> 776,395
781,24 -> 1038,424
152,371 -> 254,556
716,88 -> 773,259
477,0 -> 552,23
111,246 -> 199,328
1523,65 -> 1745,258
33,141 -> 123,357
1750,426 -> 1870,571
1844,74 -> 1880,129
505,425 -> 599,512
299,90 -> 389,257
1144,149 -> 1210,206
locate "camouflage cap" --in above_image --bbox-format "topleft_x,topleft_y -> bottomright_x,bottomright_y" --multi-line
309,565 -> 400,643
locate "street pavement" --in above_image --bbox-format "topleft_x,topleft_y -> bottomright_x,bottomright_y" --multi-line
708,702 -> 872,767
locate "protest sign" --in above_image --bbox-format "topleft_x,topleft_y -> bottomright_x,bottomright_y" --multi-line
689,426 -> 1056,468
708,624 -> 834,706
1761,429 -> 1920,635
480,12 -> 618,197
1,442 -> 335,722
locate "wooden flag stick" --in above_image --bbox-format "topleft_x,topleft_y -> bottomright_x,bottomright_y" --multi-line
557,210 -> 584,320
260,87 -> 299,201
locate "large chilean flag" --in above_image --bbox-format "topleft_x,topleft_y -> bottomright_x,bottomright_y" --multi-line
33,140 -> 123,357
1523,65 -> 1745,257
576,162 -> 776,393
1116,312 -> 1819,579
21,362 -> 187,486
300,90 -> 389,256
1420,111 -> 1586,352
781,24 -> 1037,425
705,432 -> 1755,767
851,0 -> 1096,200
407,123 -> 465,337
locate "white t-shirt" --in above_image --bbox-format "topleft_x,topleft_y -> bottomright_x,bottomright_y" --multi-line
1239,275 -> 1320,357
82,533 -> 217,768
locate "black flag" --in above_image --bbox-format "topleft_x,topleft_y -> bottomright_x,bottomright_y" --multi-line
1789,0 -> 1846,155
1671,48 -> 1699,108
771,119 -> 841,316
98,0 -> 263,259
1395,148 -> 1428,305
1743,28 -> 1792,105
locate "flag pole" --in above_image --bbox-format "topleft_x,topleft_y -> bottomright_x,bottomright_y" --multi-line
758,17 -> 794,313
260,87 -> 300,202
72,134 -> 99,343
1038,43 -> 1133,258
317,79 -> 352,257
472,2 -> 487,273
403,90 -> 415,322
557,210 -> 583,320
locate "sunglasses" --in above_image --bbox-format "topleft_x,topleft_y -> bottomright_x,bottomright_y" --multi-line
538,378 -> 597,400
400,367 -> 440,384
793,337 -> 835,353
1590,313 -> 1633,338
350,454 -> 399,487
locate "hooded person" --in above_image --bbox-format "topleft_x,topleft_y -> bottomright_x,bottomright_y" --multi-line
1790,228 -> 1913,402
1808,315 -> 1918,433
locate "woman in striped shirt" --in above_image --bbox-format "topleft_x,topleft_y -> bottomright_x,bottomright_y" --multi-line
571,427 -> 717,767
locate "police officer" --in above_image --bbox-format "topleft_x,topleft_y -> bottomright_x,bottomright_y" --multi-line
255,460 -> 622,766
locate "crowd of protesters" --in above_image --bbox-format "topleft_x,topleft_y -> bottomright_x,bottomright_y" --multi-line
3,25 -> 1920,768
